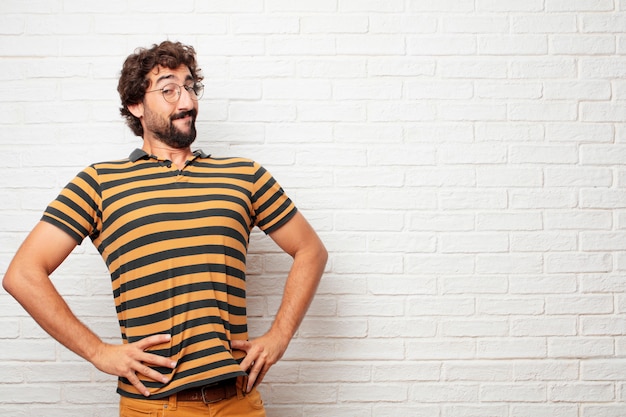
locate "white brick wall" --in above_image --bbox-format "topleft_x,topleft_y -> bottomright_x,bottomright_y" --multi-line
1,1 -> 625,416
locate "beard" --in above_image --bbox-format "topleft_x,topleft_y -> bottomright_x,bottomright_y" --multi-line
144,107 -> 197,149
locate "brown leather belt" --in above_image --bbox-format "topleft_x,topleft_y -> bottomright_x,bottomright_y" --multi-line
175,378 -> 238,404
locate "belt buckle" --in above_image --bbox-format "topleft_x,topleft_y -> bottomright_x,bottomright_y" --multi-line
200,383 -> 224,404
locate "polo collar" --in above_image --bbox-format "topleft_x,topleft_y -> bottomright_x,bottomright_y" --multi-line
129,148 -> 209,162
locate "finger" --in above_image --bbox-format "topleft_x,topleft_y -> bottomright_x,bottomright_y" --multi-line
246,364 -> 268,392
230,339 -> 250,351
141,351 -> 177,369
134,362 -> 171,384
127,371 -> 151,397
239,354 -> 255,373
135,333 -> 171,350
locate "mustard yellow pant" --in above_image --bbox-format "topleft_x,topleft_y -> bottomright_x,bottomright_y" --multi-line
119,387 -> 266,417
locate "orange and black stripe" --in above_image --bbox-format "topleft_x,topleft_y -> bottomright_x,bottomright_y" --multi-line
42,149 -> 297,399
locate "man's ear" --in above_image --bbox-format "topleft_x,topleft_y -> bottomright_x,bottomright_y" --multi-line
127,102 -> 144,119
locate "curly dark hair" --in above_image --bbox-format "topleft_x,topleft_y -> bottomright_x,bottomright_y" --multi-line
117,40 -> 203,137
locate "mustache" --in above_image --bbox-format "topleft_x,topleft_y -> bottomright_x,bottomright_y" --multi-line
171,109 -> 197,121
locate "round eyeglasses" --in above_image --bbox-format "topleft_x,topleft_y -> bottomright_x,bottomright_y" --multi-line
146,82 -> 204,103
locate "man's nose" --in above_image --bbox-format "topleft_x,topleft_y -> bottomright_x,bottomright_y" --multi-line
177,86 -> 195,109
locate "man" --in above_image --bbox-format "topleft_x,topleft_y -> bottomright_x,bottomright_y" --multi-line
3,40 -> 327,416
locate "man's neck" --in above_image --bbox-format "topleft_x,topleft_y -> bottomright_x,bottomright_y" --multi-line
141,137 -> 193,170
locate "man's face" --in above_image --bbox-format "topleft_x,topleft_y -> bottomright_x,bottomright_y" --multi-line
141,64 -> 199,149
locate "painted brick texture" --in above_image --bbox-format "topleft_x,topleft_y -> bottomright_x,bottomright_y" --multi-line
1,1 -> 626,416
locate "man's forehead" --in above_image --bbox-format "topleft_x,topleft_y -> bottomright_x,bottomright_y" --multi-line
148,65 -> 192,84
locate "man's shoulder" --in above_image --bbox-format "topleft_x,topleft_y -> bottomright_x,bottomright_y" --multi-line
200,155 -> 258,169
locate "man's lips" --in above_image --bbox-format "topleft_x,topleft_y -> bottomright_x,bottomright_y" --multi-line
172,110 -> 196,121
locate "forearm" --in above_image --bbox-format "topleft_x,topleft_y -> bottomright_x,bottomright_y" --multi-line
3,267 -> 103,364
268,241 -> 327,346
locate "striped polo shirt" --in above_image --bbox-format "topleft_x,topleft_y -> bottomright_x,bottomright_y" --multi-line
41,149 -> 297,399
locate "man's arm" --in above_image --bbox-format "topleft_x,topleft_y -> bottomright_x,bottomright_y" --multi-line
2,221 -> 175,397
231,211 -> 328,392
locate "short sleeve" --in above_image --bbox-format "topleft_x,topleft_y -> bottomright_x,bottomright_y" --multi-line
251,162 -> 297,234
41,165 -> 102,244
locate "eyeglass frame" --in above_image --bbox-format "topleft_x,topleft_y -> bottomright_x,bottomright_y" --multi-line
145,82 -> 204,103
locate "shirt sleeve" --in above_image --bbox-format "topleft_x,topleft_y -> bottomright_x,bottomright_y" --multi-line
250,162 -> 297,234
41,165 -> 102,244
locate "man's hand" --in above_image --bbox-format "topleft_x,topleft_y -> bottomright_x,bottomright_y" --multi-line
91,334 -> 177,397
231,333 -> 289,393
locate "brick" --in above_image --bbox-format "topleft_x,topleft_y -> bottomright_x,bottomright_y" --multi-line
476,81 -> 542,99
509,102 -> 577,122
479,35 -> 548,55
368,275 -> 437,295
441,103 -> 508,121
511,317 -> 577,336
302,15 -> 368,34
369,15 -> 437,34
368,57 -> 436,77
546,0 -> 614,11
544,80 -> 611,100
441,319 -> 508,337
513,360 -> 579,381
300,58 -> 366,77
581,102 -> 626,122
440,190 -> 507,210
440,233 -> 509,253
405,81 -> 473,99
475,122 -> 545,142
232,16 -> 299,34
408,35 -> 477,56
406,254 -> 475,274
582,360 -> 626,381
477,338 -> 547,359
339,383 -> 408,402
509,275 -> 577,294
407,297 -> 475,316
442,276 -> 509,295
582,14 -> 626,32
478,297 -> 544,315
444,361 -> 513,381
580,57 -> 626,78
439,144 -> 507,164
266,0 -> 337,12
548,383 -> 614,402
408,0 -> 474,12
510,58 -> 578,78
368,101 -> 436,122
339,0 -> 405,12
477,0 -> 544,12
374,362 -> 440,382
194,0 -> 263,12
335,80 -> 402,100
440,58 -> 508,79
263,79 -> 331,100
476,167 -> 542,187
511,405 -> 579,417
545,167 -> 612,187
369,318 -> 436,338
442,15 -> 509,33
299,102 -> 366,122
511,14 -> 578,33
411,383 -> 479,402
480,383 -> 545,402
337,35 -> 406,56
551,35 -> 616,55
0,384 -> 61,404
546,295 -> 614,315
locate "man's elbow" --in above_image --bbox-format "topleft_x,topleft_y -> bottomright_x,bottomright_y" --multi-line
2,269 -> 19,297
